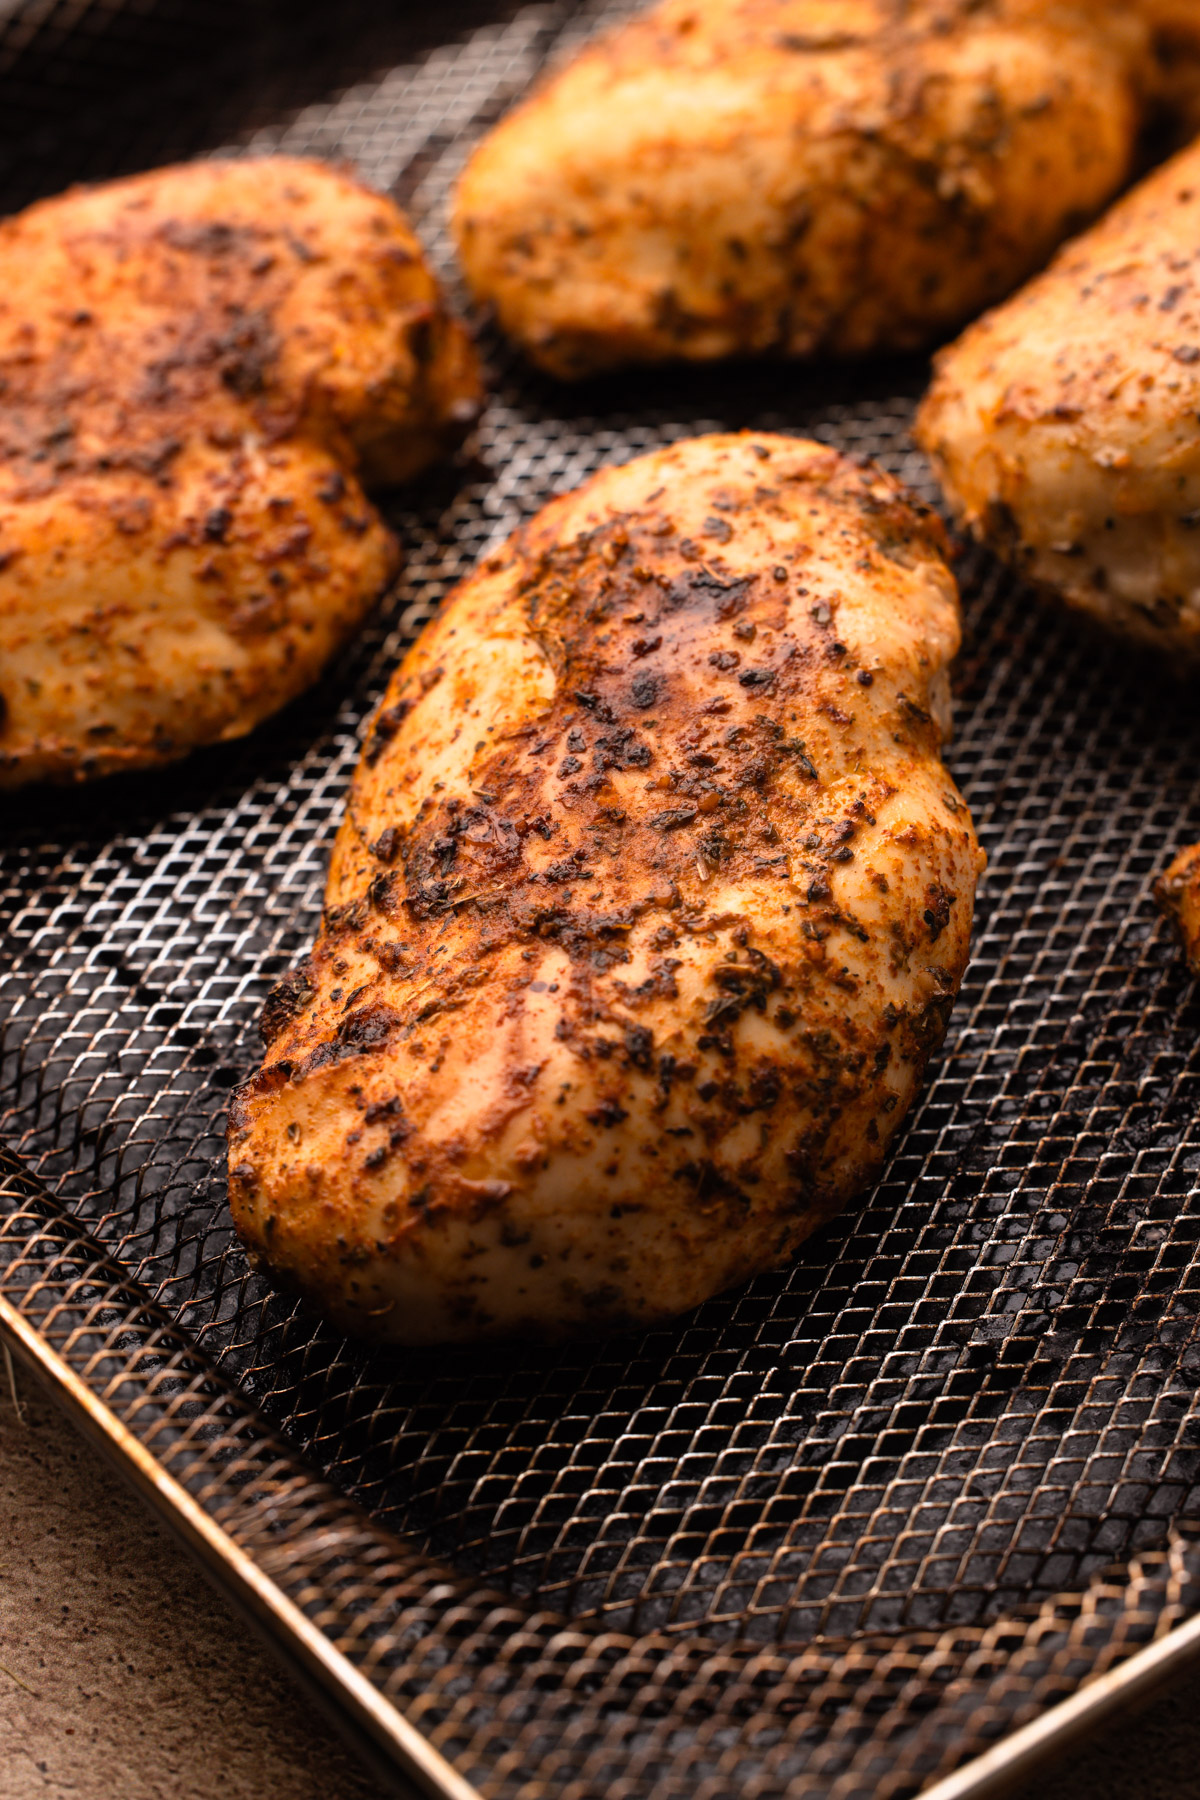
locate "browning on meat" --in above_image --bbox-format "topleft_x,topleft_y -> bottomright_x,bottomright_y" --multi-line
0,156 -> 481,785
228,433 -> 983,1344
1156,843 -> 1200,975
452,0 -> 1151,378
917,136 -> 1200,659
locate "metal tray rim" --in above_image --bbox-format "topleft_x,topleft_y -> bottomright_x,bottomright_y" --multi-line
0,1196 -> 476,1800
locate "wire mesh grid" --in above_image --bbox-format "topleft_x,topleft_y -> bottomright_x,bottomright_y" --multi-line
3,1 -> 1200,1794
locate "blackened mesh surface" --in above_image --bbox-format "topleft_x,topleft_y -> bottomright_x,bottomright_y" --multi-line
3,3 -> 1200,1795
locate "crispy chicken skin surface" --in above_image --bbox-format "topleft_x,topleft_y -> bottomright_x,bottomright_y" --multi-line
228,434 -> 983,1344
917,138 -> 1200,659
0,156 -> 481,786
451,0 -> 1149,379
1156,844 -> 1200,976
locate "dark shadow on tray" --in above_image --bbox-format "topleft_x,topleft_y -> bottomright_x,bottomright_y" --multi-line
485,346 -> 935,437
0,0 -> 540,210
0,660 -> 369,853
952,544 -> 1200,749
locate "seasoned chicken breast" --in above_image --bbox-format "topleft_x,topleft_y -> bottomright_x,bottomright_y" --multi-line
228,433 -> 983,1344
452,0 -> 1150,378
1156,843 -> 1200,975
917,137 -> 1200,658
0,157 -> 481,786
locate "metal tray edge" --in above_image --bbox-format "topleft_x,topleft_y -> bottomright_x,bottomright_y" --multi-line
920,1611 -> 1200,1800
0,1285 -> 481,1800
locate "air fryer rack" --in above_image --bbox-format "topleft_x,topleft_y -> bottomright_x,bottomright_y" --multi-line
4,2 -> 1200,1795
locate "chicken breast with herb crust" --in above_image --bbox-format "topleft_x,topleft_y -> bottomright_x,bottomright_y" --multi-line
452,0 -> 1150,378
1156,843 -> 1200,975
0,156 -> 481,785
917,137 -> 1200,658
228,433 -> 983,1343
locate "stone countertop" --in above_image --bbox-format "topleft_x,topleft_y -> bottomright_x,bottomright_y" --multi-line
0,1368 -> 387,1800
0,1367 -> 1195,1800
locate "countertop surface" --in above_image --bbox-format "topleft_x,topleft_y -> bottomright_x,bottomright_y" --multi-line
0,1368 -> 386,1800
0,1365 -> 1196,1800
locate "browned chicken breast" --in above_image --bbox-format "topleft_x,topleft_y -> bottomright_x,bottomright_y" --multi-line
0,156 -> 481,786
1156,843 -> 1200,975
917,137 -> 1200,659
228,433 -> 983,1344
452,0 -> 1150,379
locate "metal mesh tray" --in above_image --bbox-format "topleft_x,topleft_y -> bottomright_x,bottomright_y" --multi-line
4,2 -> 1200,1794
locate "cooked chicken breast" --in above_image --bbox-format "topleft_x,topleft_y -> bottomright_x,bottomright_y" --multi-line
452,0 -> 1150,379
228,433 -> 983,1344
917,137 -> 1200,658
0,156 -> 481,786
1156,843 -> 1200,975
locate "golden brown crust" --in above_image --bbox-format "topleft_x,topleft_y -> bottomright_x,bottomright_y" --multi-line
228,433 -> 983,1344
1156,843 -> 1200,975
917,136 -> 1200,659
0,156 -> 482,785
453,0 -> 1149,378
